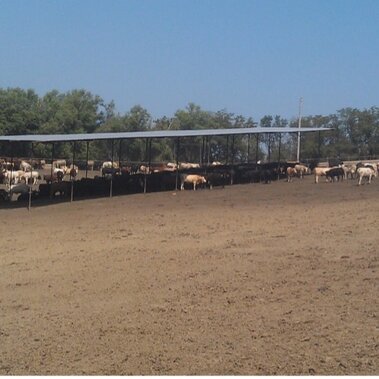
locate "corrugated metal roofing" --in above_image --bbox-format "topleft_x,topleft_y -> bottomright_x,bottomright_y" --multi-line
0,127 -> 332,143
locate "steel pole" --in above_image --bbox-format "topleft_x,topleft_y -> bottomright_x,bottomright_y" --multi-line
296,97 -> 303,162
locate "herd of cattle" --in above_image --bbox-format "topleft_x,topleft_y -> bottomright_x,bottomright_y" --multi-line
0,157 -> 378,202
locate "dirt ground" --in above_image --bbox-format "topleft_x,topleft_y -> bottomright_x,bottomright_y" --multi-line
0,175 -> 378,375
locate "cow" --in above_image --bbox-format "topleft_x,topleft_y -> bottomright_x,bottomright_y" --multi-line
44,171 -> 64,184
3,170 -> 24,185
294,164 -> 310,178
53,159 -> 67,169
325,167 -> 344,182
102,161 -> 119,170
21,170 -> 41,185
286,167 -> 298,182
50,181 -> 70,197
313,167 -> 332,183
357,166 -> 377,185
20,160 -> 32,172
166,162 -> 178,170
342,164 -> 356,180
179,162 -> 201,170
180,174 -> 207,190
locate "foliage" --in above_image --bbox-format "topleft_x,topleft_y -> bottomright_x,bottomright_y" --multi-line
0,87 -> 378,163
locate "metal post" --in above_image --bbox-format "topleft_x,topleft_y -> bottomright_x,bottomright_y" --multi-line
175,138 -> 180,191
207,136 -> 210,165
85,141 -> 89,179
110,140 -> 114,198
50,143 -> 55,199
201,136 -> 205,165
231,135 -> 235,165
318,130 -> 321,159
296,97 -> 303,162
143,138 -> 149,194
118,139 -> 122,170
247,134 -> 251,163
71,141 -> 76,202
267,134 -> 271,162
255,134 -> 259,163
277,134 -> 282,180
28,143 -> 33,211
226,135 -> 229,165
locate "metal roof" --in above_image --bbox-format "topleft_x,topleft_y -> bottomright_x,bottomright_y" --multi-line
0,127 -> 332,143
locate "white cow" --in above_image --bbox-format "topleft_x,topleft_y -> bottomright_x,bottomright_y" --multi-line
180,174 -> 207,190
179,162 -> 201,170
21,170 -> 40,185
357,166 -> 377,185
20,160 -> 32,172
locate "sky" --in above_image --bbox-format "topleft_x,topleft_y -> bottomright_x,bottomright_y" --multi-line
0,0 -> 378,121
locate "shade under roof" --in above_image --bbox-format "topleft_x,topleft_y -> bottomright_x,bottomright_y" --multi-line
0,127 -> 332,143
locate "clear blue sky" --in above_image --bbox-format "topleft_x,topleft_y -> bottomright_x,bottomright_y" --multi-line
1,0 -> 378,121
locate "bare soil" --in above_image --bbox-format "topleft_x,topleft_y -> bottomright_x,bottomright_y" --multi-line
0,176 -> 378,375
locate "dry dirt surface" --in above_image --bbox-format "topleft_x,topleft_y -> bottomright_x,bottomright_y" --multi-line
0,176 -> 378,375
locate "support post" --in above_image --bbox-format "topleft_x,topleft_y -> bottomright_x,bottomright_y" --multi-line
175,138 -> 180,191
118,139 -> 122,170
207,136 -> 210,165
268,134 -> 271,162
143,138 -> 149,194
28,143 -> 33,211
201,136 -> 205,165
277,134 -> 282,180
85,141 -> 89,179
296,97 -> 303,162
110,140 -> 114,198
71,141 -> 76,203
50,143 -> 55,199
247,134 -> 251,163
226,135 -> 229,165
255,134 -> 259,163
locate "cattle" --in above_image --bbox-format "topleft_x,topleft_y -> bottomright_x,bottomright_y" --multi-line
138,165 -> 151,174
9,182 -> 30,196
180,174 -> 207,190
50,181 -> 70,197
313,167 -> 332,183
260,168 -> 273,184
20,160 -> 32,172
53,159 -> 67,169
179,162 -> 200,170
286,167 -> 298,182
21,170 -> 41,185
342,164 -> 356,180
357,166 -> 377,185
44,171 -> 64,184
211,161 -> 222,166
294,164 -> 310,178
102,161 -> 119,170
3,170 -> 24,185
166,162 -> 178,170
325,167 -> 344,182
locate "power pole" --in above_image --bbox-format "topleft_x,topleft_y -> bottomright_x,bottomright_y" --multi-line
296,97 -> 303,162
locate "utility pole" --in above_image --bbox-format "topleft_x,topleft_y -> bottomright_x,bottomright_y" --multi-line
296,97 -> 303,162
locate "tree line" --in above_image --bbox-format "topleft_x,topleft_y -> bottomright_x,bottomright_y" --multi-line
0,87 -> 378,164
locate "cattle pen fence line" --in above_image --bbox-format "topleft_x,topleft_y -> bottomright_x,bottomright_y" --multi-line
0,127 -> 333,210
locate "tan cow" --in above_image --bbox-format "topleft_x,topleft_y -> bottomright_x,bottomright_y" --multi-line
180,174 -> 207,190
313,167 -> 332,183
294,164 -> 310,178
286,167 -> 298,182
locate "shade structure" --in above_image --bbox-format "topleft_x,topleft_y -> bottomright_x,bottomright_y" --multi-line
0,127 -> 331,143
